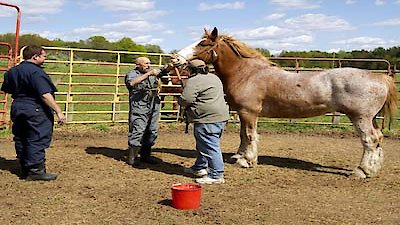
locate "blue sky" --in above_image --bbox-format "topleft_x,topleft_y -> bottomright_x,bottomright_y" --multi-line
1,0 -> 400,54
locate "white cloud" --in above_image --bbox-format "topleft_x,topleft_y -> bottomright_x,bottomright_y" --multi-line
71,20 -> 165,42
263,13 -> 285,21
73,20 -> 163,34
284,35 -> 313,43
92,0 -> 155,11
284,14 -> 354,31
332,36 -> 395,50
233,26 -> 294,40
0,0 -> 64,20
133,35 -> 163,45
198,2 -> 245,11
270,0 -> 321,9
128,10 -> 168,20
373,18 -> 400,26
396,0 -> 400,4
326,48 -> 341,53
0,7 -> 15,17
24,15 -> 47,23
229,26 -> 313,54
375,0 -> 385,5
345,0 -> 356,4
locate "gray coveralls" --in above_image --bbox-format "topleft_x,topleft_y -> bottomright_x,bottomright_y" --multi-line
125,69 -> 160,156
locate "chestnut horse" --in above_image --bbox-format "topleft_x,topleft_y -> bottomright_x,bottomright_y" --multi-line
178,27 -> 397,178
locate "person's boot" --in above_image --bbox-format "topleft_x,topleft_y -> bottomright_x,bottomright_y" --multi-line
26,162 -> 57,181
127,146 -> 140,166
140,146 -> 159,164
19,160 -> 28,179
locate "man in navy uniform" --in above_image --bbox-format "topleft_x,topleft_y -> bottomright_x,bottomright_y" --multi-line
1,45 -> 66,181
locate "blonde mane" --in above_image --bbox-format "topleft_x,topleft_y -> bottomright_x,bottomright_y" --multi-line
210,34 -> 277,66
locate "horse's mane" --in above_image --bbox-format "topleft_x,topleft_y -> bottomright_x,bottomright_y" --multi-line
209,34 -> 277,66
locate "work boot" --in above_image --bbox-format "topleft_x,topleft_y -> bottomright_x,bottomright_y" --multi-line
19,161 -> 28,179
127,146 -> 140,166
26,162 -> 57,181
140,145 -> 159,164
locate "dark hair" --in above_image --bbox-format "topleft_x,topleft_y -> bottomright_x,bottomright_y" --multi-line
23,45 -> 44,60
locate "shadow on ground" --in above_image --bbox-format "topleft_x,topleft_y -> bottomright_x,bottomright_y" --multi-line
85,147 -> 351,177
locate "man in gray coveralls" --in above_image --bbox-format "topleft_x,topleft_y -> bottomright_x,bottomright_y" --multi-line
125,57 -> 162,166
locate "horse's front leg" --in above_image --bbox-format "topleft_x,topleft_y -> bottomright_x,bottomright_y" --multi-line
230,111 -> 259,168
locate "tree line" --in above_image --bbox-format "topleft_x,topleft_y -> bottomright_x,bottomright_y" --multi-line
1,33 -> 399,70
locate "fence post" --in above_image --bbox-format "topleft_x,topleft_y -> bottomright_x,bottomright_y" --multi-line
332,112 -> 341,124
67,94 -> 74,122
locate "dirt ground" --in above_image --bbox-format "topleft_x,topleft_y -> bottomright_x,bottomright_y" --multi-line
0,125 -> 399,225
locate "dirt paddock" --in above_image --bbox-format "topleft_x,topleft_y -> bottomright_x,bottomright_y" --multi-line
0,125 -> 399,225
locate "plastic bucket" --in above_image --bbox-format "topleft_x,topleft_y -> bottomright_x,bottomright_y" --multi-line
171,183 -> 202,210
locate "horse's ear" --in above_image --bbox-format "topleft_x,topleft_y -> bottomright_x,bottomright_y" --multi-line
210,27 -> 218,41
204,27 -> 210,37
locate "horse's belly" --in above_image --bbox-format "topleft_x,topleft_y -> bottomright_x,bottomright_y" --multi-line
261,104 -> 333,118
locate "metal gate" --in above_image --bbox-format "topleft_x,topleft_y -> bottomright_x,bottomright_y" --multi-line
0,2 -> 21,127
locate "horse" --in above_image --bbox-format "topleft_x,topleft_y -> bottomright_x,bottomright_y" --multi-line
158,55 -> 190,126
177,27 -> 398,178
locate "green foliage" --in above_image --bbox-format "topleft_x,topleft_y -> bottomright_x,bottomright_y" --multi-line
276,48 -> 400,70
0,33 -> 166,62
255,48 -> 271,57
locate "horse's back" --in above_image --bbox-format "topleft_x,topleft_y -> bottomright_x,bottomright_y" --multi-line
258,67 -> 390,118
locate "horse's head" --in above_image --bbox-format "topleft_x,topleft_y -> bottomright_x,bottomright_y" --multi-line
177,27 -> 220,64
158,54 -> 190,86
178,27 -> 270,67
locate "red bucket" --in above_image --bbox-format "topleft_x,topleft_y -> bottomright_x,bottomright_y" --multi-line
171,183 -> 202,210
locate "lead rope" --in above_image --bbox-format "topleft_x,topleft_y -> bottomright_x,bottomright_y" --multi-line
174,66 -> 190,134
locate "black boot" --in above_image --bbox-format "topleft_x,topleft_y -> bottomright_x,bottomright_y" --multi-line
140,146 -> 159,164
26,162 -> 57,181
127,146 -> 141,166
19,160 -> 28,179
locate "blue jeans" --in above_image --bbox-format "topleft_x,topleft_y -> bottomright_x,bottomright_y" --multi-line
192,122 -> 226,179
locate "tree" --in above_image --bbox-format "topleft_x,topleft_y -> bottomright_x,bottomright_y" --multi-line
255,48 -> 270,57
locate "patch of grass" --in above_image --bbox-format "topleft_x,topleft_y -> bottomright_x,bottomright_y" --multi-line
90,124 -> 111,132
0,128 -> 12,137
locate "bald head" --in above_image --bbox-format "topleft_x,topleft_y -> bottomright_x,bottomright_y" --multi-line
136,57 -> 151,65
135,57 -> 151,73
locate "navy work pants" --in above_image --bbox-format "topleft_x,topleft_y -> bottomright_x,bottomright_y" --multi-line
11,99 -> 54,167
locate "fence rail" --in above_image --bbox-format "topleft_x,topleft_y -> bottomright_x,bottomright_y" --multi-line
0,46 -> 399,130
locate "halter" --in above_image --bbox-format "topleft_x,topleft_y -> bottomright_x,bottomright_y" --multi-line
195,39 -> 221,64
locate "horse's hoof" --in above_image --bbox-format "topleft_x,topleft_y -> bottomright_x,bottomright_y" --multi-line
350,167 -> 367,179
228,154 -> 241,164
235,158 -> 250,168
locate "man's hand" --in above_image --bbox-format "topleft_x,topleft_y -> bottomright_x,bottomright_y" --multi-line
57,112 -> 66,125
150,69 -> 161,76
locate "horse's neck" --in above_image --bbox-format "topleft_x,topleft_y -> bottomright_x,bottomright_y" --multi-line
213,57 -> 268,82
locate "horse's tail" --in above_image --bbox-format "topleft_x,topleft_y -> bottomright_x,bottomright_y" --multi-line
380,75 -> 398,127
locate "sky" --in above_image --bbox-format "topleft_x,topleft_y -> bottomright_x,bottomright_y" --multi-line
1,0 -> 400,55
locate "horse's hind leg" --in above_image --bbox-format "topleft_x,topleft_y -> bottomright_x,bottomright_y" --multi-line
351,117 -> 384,178
230,111 -> 259,168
